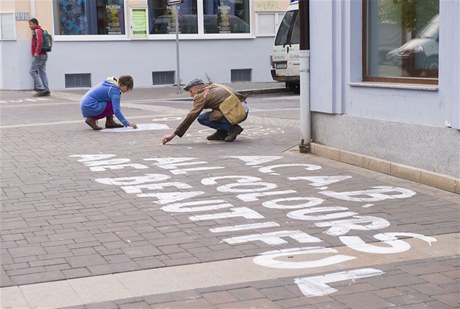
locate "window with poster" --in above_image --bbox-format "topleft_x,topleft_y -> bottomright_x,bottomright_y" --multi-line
148,0 -> 250,35
53,0 -> 125,35
149,0 -> 197,34
363,0 -> 439,84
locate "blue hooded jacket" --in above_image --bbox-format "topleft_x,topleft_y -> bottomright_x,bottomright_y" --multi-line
80,77 -> 130,126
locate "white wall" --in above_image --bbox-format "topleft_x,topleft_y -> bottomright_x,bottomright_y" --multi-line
0,37 -> 275,90
307,0 -> 460,178
310,0 -> 459,129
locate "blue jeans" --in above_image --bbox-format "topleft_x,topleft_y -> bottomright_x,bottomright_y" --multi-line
30,54 -> 49,90
197,111 -> 231,132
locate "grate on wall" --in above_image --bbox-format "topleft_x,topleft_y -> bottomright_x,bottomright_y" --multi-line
231,69 -> 252,82
152,71 -> 175,85
65,73 -> 91,88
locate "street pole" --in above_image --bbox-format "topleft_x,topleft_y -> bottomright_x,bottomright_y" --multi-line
299,0 -> 311,153
175,4 -> 181,94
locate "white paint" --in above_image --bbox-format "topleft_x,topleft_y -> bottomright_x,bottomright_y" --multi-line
258,164 -> 322,175
320,186 -> 416,202
144,157 -> 196,166
209,222 -> 280,233
262,197 -> 324,210
83,159 -> 132,166
225,156 -> 283,166
89,164 -> 149,172
100,123 -> 170,132
142,191 -> 205,205
170,166 -> 225,175
288,207 -> 357,221
69,154 -> 116,162
152,117 -> 182,121
362,204 -> 375,208
295,268 -> 384,297
189,207 -> 265,221
95,174 -> 170,186
237,190 -> 297,202
223,230 -> 322,245
201,175 -> 261,185
217,182 -> 278,193
122,182 -> 193,194
161,200 -> 233,212
288,176 -> 352,187
340,232 -> 437,254
316,216 -> 391,236
253,247 -> 356,269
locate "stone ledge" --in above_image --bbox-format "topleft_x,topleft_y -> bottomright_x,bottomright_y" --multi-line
310,143 -> 459,194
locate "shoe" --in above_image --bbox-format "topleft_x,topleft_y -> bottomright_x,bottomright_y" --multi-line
207,130 -> 227,141
33,88 -> 41,92
85,118 -> 102,130
225,125 -> 243,142
105,115 -> 124,128
34,90 -> 50,97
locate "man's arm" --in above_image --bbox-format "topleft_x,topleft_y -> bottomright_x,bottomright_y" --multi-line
34,29 -> 44,56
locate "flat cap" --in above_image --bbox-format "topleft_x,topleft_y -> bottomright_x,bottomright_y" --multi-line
184,78 -> 204,91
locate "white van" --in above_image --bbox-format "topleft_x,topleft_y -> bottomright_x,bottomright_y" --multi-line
271,0 -> 300,93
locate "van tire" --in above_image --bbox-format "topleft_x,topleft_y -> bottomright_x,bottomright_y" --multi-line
286,82 -> 300,94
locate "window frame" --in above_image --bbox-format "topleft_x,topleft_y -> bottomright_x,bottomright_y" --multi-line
362,0 -> 438,85
52,0 -> 129,41
53,0 -> 253,41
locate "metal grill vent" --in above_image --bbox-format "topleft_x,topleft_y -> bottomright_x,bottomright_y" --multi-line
231,69 -> 252,82
152,71 -> 175,85
65,73 -> 91,88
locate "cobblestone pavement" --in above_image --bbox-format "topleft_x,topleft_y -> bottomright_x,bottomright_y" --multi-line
1,87 -> 459,309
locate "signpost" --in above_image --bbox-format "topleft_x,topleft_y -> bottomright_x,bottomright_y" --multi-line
168,0 -> 183,93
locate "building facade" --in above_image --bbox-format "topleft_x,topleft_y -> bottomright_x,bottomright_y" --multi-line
0,0 -> 288,90
308,0 -> 459,181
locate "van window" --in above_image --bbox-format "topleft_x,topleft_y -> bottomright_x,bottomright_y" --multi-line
274,10 -> 297,46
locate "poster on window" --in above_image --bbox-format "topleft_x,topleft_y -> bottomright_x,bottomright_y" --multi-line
58,0 -> 89,35
131,8 -> 148,38
106,0 -> 122,34
217,1 -> 231,33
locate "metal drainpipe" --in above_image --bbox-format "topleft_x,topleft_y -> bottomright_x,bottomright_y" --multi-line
299,0 -> 311,153
30,0 -> 36,18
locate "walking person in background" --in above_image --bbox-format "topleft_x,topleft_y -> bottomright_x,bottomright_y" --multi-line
29,18 -> 50,97
80,75 -> 137,130
162,78 -> 248,144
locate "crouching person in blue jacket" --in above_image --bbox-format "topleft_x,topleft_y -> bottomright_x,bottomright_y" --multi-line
80,75 -> 137,130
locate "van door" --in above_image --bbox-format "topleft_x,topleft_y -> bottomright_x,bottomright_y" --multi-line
271,5 -> 300,92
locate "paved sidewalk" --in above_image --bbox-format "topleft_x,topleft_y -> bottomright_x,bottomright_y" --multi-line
1,83 -> 459,309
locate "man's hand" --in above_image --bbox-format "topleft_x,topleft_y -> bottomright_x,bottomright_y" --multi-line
162,133 -> 176,145
129,123 -> 138,129
33,53 -> 39,58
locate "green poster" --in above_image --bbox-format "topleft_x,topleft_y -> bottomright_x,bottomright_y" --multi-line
132,8 -> 147,39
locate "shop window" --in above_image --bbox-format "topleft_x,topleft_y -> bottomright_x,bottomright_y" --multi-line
203,0 -> 250,34
53,0 -> 125,35
364,0 -> 439,84
148,0 -> 198,34
148,0 -> 249,35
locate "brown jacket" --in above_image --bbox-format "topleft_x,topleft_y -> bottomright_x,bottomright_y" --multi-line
175,83 -> 246,137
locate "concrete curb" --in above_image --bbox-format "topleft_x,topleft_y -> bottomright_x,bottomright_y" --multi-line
308,142 -> 459,194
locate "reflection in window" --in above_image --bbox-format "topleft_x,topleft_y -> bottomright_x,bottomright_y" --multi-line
274,10 -> 296,46
366,0 -> 439,79
149,0 -> 197,34
53,0 -> 125,35
203,0 -> 250,34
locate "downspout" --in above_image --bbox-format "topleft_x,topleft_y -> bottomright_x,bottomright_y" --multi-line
299,0 -> 311,153
30,0 -> 36,17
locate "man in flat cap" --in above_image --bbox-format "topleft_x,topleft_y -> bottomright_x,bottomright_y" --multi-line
162,78 -> 248,144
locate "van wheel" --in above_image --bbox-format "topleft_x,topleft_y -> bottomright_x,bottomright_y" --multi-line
286,82 -> 300,94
